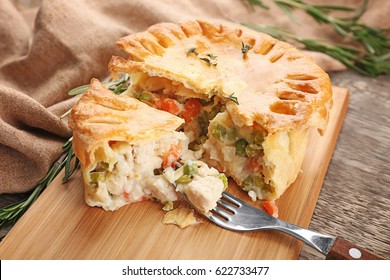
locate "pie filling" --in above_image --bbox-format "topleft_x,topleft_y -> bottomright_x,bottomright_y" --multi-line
124,73 -> 224,149
121,72 -> 310,202
83,131 -> 226,212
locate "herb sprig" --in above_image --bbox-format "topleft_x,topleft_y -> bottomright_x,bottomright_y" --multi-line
61,74 -> 130,119
227,93 -> 240,105
187,48 -> 218,67
0,138 -> 78,228
272,0 -> 388,56
243,0 -> 390,76
200,54 -> 218,66
241,42 -> 253,54
244,23 -> 390,76
68,74 -> 130,96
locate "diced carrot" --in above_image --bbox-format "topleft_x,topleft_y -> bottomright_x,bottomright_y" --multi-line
154,98 -> 181,115
180,98 -> 202,123
245,156 -> 263,173
108,140 -> 118,147
161,144 -> 182,168
252,122 -> 261,130
262,200 -> 279,218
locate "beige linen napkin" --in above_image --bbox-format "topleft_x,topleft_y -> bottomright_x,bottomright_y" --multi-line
0,0 -> 389,193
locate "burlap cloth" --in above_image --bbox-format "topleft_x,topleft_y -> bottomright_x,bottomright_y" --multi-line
0,0 -> 389,193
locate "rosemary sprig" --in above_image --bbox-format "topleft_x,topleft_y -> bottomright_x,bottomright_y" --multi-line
245,0 -> 389,56
243,23 -> 390,76
274,0 -> 388,55
0,138 -> 78,227
68,73 -> 130,96
61,74 -> 130,119
243,0 -> 269,11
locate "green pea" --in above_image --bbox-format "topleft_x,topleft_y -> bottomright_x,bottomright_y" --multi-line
183,161 -> 198,176
211,124 -> 227,140
138,92 -> 151,102
176,175 -> 193,184
217,174 -> 228,190
254,132 -> 265,145
235,139 -> 248,157
241,176 -> 254,192
245,144 -> 262,157
90,172 -> 105,183
226,128 -> 237,142
253,175 -> 264,189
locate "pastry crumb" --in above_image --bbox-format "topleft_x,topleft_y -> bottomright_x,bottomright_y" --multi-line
162,207 -> 198,228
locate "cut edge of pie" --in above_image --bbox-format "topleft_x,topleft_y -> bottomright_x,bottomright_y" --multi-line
69,79 -> 226,212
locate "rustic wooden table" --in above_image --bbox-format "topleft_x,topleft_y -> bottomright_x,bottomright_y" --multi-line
0,70 -> 389,259
299,70 -> 390,260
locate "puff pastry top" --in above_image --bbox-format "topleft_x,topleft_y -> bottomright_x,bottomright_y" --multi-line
109,20 -> 332,134
69,79 -> 184,168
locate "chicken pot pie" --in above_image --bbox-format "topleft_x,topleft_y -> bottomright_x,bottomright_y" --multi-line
108,20 -> 332,202
69,79 -> 226,212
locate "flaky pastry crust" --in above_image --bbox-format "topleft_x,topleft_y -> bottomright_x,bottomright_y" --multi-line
69,78 -> 184,169
109,20 -> 332,134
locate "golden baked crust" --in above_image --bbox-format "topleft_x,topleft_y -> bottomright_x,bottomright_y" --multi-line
109,20 -> 332,135
69,78 -> 184,169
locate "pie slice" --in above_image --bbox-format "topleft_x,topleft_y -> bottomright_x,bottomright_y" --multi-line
108,19 -> 332,202
69,78 -> 226,212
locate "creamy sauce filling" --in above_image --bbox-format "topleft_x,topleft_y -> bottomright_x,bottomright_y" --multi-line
86,136 -> 183,210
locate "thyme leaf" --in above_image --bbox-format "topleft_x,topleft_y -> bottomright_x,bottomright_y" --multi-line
200,56 -> 218,67
241,42 -> 253,54
227,93 -> 240,105
187,48 -> 217,66
187,47 -> 199,56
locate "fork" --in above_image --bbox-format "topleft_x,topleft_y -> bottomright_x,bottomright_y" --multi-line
193,192 -> 382,260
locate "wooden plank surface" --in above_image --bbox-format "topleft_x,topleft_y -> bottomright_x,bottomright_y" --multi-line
0,87 -> 349,260
299,72 -> 390,260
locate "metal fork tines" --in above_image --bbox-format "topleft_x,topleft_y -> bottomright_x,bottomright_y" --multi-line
210,192 -> 279,231
207,192 -> 336,255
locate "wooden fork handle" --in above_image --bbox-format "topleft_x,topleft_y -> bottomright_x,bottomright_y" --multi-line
326,237 -> 383,260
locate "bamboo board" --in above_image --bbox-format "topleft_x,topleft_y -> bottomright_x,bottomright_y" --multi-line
0,87 -> 349,260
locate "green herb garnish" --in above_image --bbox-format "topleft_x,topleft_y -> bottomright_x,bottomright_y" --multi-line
61,74 -> 130,119
0,138 -> 79,228
243,23 -> 390,76
227,93 -> 240,105
187,47 -> 199,56
187,48 -> 217,67
68,74 -> 129,96
243,0 -> 390,76
244,0 -> 269,11
241,42 -> 253,54
200,54 -> 218,67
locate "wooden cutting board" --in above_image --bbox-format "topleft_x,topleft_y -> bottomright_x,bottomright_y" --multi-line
0,87 -> 349,260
